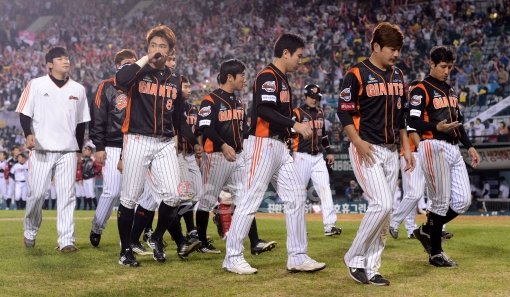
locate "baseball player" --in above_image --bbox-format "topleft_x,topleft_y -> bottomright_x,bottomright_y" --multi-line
89,49 -> 137,247
337,22 -> 414,285
195,59 -> 276,255
292,83 -> 341,237
115,25 -> 198,266
11,153 -> 29,210
223,34 -> 326,275
16,46 -> 90,252
81,145 -> 97,210
0,151 -> 8,209
408,46 -> 480,267
5,146 -> 20,209
75,159 -> 84,210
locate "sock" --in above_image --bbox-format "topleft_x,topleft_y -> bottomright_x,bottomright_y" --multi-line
93,198 -> 98,209
117,204 -> 135,252
43,200 -> 48,210
167,211 -> 185,246
443,207 -> 459,225
144,210 -> 155,233
427,212 -> 445,255
76,197 -> 82,210
130,206 -> 152,244
15,200 -> 20,209
6,199 -> 11,208
248,218 -> 260,248
21,200 -> 26,209
51,199 -> 56,210
152,202 -> 177,240
196,210 -> 209,244
178,202 -> 196,233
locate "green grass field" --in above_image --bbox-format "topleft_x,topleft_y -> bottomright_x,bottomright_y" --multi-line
0,211 -> 508,297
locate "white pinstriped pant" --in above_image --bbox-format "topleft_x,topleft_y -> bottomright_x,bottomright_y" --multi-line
91,146 -> 122,234
419,139 -> 471,216
224,136 -> 309,268
197,151 -> 245,212
390,153 -> 425,235
0,177 -> 8,200
344,143 -> 399,279
24,151 -> 77,248
120,134 -> 180,209
293,152 -> 337,231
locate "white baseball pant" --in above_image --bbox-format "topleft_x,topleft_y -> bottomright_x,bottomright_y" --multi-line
83,178 -> 95,198
15,181 -> 28,201
119,134 -> 180,210
7,177 -> 15,199
24,151 -> 77,248
390,153 -> 425,235
293,152 -> 337,231
224,136 -> 309,268
419,139 -> 471,216
91,146 -> 122,234
344,143 -> 399,280
0,177 -> 7,200
75,182 -> 84,197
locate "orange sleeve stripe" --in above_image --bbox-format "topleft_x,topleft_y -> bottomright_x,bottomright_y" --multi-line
353,115 -> 360,131
94,80 -> 107,108
121,87 -> 133,133
202,95 -> 214,103
415,84 -> 429,106
350,67 -> 363,96
16,81 -> 32,113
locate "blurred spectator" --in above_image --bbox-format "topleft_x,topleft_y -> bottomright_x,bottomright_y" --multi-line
498,176 -> 509,199
474,118 -> 484,143
345,180 -> 362,202
482,179 -> 491,199
486,119 -> 498,143
497,121 -> 509,142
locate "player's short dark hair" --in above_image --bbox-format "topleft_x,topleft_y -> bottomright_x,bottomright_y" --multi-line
10,145 -> 19,152
114,49 -> 137,66
370,22 -> 403,51
217,59 -> 246,84
273,33 -> 305,58
181,75 -> 190,84
45,46 -> 68,63
1,151 -> 8,159
430,46 -> 455,65
146,25 -> 176,51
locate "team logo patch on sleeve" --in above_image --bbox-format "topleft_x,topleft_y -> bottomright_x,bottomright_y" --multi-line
115,94 -> 127,110
199,119 -> 211,126
410,95 -> 422,106
340,102 -> 355,110
339,87 -> 351,102
410,109 -> 421,117
261,81 -> 276,93
261,95 -> 277,102
198,106 -> 211,117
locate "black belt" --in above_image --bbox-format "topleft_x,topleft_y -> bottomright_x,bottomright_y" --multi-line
269,135 -> 290,143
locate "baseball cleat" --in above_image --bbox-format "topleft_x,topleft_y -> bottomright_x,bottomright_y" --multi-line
59,245 -> 78,253
24,237 -> 35,248
130,242 -> 151,255
198,242 -> 221,254
142,229 -> 153,242
119,249 -> 140,267
324,226 -> 342,236
347,267 -> 369,284
251,240 -> 277,255
224,260 -> 258,275
186,230 -> 200,244
442,230 -> 454,240
147,236 -> 166,262
369,274 -> 390,286
89,231 -> 101,247
177,239 -> 201,259
429,252 -> 457,268
287,258 -> 326,273
389,227 -> 399,239
413,225 -> 432,255
408,233 -> 416,239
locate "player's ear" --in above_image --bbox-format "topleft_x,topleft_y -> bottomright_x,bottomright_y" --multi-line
373,42 -> 381,52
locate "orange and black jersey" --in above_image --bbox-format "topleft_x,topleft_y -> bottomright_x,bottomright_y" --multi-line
198,88 -> 247,153
249,63 -> 295,140
292,105 -> 331,155
407,75 -> 473,148
337,59 -> 406,144
177,102 -> 199,154
116,63 -> 194,143
89,77 -> 127,151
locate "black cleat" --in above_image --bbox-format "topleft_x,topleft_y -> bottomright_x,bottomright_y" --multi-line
89,231 -> 101,247
429,252 -> 457,268
324,226 -> 342,236
119,249 -> 140,267
251,240 -> 277,255
142,229 -> 153,242
177,239 -> 201,259
186,230 -> 200,244
369,274 -> 390,286
442,230 -> 454,240
198,242 -> 221,254
413,225 -> 432,255
347,267 -> 369,284
147,236 -> 166,262
389,227 -> 399,239
24,237 -> 35,248
130,242 -> 151,255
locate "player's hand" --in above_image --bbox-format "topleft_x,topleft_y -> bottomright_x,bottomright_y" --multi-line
293,122 -> 312,140
117,159 -> 124,173
468,147 -> 481,168
221,143 -> 236,162
436,120 -> 461,133
194,144 -> 203,160
148,52 -> 167,68
352,139 -> 376,167
403,151 -> 416,172
25,134 -> 36,149
95,151 -> 106,165
326,154 -> 335,166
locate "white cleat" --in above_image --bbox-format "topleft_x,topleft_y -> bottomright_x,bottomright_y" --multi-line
224,260 -> 258,275
287,258 -> 326,273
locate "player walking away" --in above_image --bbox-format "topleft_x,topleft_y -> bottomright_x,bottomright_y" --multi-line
115,25 -> 198,267
292,83 -> 341,237
195,59 -> 276,255
223,34 -> 326,275
337,22 -> 414,286
0,151 -> 8,209
11,153 -> 29,210
408,46 -> 480,267
5,146 -> 20,209
89,49 -> 137,247
17,46 -> 90,252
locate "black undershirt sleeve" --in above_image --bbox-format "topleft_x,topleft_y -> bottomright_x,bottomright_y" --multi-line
20,114 -> 32,137
76,123 -> 86,151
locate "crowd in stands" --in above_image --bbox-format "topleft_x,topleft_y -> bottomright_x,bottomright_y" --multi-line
1,0 -> 510,151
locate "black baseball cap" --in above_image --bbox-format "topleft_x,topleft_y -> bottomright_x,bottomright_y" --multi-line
304,84 -> 322,100
45,47 -> 69,63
